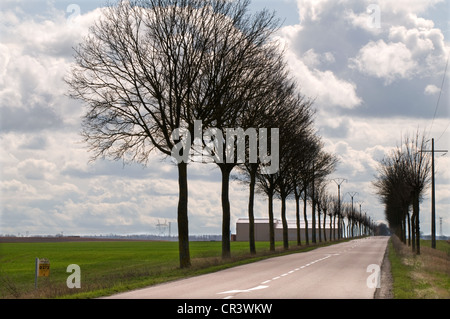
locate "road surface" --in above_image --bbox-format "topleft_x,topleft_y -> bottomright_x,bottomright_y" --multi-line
105,236 -> 389,299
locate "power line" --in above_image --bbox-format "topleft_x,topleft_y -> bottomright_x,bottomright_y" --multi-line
437,122 -> 450,142
430,54 -> 449,140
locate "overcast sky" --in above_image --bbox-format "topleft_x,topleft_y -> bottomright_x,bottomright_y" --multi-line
1,0 -> 449,237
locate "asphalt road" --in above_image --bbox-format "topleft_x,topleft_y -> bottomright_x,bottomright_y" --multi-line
105,236 -> 389,299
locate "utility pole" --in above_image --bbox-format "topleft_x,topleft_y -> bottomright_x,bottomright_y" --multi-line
332,178 -> 347,240
347,192 -> 358,238
420,138 -> 447,249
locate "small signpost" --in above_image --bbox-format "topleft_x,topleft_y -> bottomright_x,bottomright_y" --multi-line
35,258 -> 50,289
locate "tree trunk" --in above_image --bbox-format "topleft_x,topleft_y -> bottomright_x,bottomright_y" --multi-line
303,188 -> 309,245
295,192 -> 301,246
333,214 -> 336,240
401,215 -> 405,243
323,210 -> 327,242
281,194 -> 289,250
330,213 -> 333,241
177,162 -> 191,268
413,194 -> 420,255
312,184 -> 316,244
411,212 -> 416,253
248,164 -> 257,254
407,211 -> 411,247
318,206 -> 322,243
268,188 -> 275,251
220,165 -> 233,259
338,214 -> 341,240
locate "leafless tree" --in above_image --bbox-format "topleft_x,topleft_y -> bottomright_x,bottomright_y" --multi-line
188,1 -> 283,259
66,0 -> 284,267
373,130 -> 430,254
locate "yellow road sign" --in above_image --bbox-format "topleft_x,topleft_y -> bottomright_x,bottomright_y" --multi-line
38,258 -> 50,277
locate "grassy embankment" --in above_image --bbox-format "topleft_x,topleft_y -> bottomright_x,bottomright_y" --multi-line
0,239 -> 348,299
388,236 -> 450,299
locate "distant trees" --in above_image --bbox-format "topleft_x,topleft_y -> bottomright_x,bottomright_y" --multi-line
373,131 -> 431,254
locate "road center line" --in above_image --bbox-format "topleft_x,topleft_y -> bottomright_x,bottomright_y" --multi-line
221,253 -> 337,298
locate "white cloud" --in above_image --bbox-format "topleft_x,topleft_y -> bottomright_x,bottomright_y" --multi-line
349,40 -> 417,84
296,0 -> 332,22
17,158 -> 57,180
377,0 -> 444,15
0,179 -> 37,197
302,49 -> 335,68
425,84 -> 441,95
276,28 -> 362,109
1,1 -> 449,237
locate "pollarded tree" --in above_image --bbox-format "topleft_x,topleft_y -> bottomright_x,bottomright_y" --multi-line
373,131 -> 430,254
318,186 -> 332,242
373,148 -> 412,243
399,132 -> 431,254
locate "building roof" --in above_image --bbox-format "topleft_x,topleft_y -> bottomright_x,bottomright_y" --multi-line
236,217 -> 335,229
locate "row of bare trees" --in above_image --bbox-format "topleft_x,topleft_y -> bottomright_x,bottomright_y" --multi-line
373,131 -> 431,255
66,0 -> 373,268
67,0 -> 287,268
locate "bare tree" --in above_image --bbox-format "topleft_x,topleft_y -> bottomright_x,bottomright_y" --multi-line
188,2 -> 283,259
400,132 -> 431,254
373,130 -> 430,254
274,95 -> 316,250
318,187 -> 332,242
66,0 -> 282,267
235,69 -> 297,254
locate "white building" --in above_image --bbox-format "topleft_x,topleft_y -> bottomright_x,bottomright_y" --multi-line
235,217 -> 336,242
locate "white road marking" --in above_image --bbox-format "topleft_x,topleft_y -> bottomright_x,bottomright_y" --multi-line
217,253 -> 338,298
217,285 -> 269,295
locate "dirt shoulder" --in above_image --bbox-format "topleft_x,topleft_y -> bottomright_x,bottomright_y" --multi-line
374,238 -> 394,299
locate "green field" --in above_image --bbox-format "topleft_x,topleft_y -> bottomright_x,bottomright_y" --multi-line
388,238 -> 450,299
0,240 -> 329,299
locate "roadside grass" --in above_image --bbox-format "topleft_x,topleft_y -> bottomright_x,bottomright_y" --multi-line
389,236 -> 450,299
0,238 -> 349,299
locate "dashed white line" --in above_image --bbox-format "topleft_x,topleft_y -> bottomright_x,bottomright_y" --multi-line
219,253 -> 338,298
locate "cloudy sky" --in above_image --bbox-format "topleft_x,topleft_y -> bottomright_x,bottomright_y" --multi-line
1,0 -> 449,237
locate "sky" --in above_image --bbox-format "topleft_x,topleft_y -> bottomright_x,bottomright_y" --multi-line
0,0 -> 449,237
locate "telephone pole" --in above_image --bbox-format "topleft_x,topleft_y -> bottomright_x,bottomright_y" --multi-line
420,138 -> 447,249
346,192 -> 358,238
332,178 -> 347,240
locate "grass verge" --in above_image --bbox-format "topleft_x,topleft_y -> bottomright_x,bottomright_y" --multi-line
388,236 -> 450,299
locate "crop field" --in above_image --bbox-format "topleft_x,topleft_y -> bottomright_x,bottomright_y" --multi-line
0,238 -> 324,299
